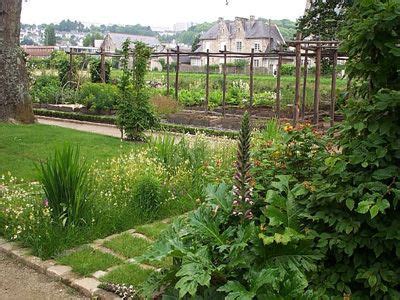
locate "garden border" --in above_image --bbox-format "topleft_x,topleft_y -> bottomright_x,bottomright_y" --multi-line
33,109 -> 239,139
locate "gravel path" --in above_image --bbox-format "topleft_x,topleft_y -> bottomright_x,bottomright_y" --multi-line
0,252 -> 86,300
37,117 -> 122,138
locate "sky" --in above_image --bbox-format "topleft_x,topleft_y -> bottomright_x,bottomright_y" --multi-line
21,0 -> 307,29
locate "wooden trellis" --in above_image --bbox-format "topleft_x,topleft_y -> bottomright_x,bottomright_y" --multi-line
67,37 -> 347,127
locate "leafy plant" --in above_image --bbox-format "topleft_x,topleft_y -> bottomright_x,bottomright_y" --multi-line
139,114 -> 318,299
38,145 -> 92,227
78,82 -> 120,111
302,1 -> 400,297
90,58 -> 111,83
116,40 -> 158,140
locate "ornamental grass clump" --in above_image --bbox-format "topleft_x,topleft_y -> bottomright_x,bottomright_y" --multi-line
38,145 -> 92,227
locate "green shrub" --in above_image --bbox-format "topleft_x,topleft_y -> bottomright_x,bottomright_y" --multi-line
38,145 -> 92,227
78,83 -> 120,111
30,75 -> 62,104
281,64 -> 295,76
132,175 -> 165,213
90,58 -> 111,83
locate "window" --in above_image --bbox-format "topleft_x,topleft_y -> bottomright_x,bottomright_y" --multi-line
254,43 -> 261,52
236,41 -> 242,52
254,59 -> 260,67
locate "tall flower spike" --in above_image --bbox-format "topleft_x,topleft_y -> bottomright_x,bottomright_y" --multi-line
233,111 -> 253,219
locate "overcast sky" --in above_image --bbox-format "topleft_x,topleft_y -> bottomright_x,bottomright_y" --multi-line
21,0 -> 307,29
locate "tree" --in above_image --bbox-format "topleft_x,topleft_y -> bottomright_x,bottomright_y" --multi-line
0,0 -> 35,123
297,0 -> 352,40
83,32 -> 103,47
44,25 -> 56,46
191,34 -> 201,52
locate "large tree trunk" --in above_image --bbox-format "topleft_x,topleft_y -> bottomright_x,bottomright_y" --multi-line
0,0 -> 35,123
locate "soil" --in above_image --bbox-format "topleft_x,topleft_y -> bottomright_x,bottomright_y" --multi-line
0,252 -> 86,300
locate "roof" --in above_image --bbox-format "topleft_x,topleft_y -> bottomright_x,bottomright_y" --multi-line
22,46 -> 56,57
200,19 -> 285,48
107,33 -> 160,49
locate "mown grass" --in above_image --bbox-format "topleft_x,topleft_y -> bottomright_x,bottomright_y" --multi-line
104,234 -> 152,259
0,124 -> 141,180
57,247 -> 123,276
135,220 -> 171,240
100,263 -> 155,287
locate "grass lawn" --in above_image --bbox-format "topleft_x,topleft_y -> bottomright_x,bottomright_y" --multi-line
104,234 -> 152,259
135,220 -> 171,240
0,124 -> 141,180
57,247 -> 123,276
100,263 -> 154,287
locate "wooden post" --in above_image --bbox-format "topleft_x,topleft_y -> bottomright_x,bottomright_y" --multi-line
293,33 -> 302,126
222,45 -> 227,116
313,45 -> 322,125
100,47 -> 106,83
205,49 -> 210,112
330,50 -> 338,127
166,49 -> 170,96
249,48 -> 254,108
175,46 -> 180,101
69,48 -> 73,88
276,51 -> 282,119
301,49 -> 309,120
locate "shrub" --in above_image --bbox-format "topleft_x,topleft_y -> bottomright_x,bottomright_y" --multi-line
30,75 -> 62,104
281,64 -> 295,76
78,83 -> 120,111
90,58 -> 111,83
38,145 -> 92,227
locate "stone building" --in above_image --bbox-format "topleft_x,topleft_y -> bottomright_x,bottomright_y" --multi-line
190,16 -> 286,73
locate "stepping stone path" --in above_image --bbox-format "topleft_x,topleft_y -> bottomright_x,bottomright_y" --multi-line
0,219 -> 172,299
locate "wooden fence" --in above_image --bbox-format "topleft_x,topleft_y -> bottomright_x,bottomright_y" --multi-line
68,38 -> 347,127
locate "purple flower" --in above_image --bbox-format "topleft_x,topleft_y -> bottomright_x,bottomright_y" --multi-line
43,199 -> 49,207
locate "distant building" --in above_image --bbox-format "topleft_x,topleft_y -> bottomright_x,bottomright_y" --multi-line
190,16 -> 285,73
100,33 -> 163,70
22,46 -> 56,58
173,22 -> 194,32
100,33 -> 161,53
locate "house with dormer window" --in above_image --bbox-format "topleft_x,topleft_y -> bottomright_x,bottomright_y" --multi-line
190,16 -> 286,72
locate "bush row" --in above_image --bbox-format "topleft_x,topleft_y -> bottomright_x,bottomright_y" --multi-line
33,109 -> 239,138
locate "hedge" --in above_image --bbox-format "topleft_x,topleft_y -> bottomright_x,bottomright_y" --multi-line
33,109 -> 238,139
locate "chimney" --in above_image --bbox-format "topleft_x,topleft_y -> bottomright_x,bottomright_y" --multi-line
250,15 -> 256,27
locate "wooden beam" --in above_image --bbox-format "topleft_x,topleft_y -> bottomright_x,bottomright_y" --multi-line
205,49 -> 210,112
313,45 -> 322,125
301,49 -> 309,120
174,46 -> 180,101
276,51 -> 282,119
249,48 -> 254,108
166,49 -> 170,96
222,45 -> 227,116
293,32 -> 302,126
100,47 -> 106,83
330,50 -> 338,127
